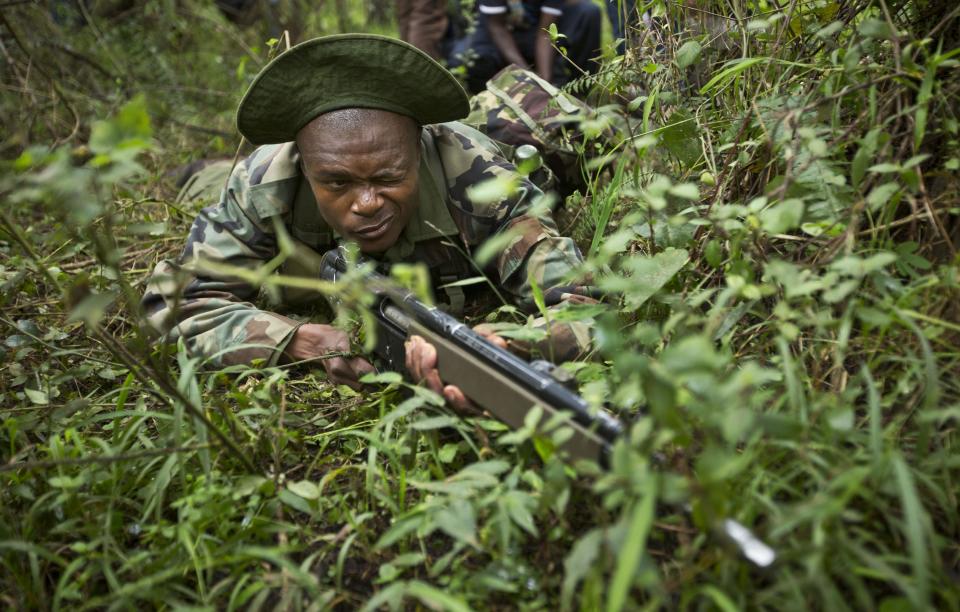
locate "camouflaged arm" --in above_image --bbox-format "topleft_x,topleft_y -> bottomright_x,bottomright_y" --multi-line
141,160 -> 301,368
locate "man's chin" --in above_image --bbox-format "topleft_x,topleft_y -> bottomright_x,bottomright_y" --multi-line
353,229 -> 400,255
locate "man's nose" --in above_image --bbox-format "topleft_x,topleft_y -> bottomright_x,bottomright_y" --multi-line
351,185 -> 383,217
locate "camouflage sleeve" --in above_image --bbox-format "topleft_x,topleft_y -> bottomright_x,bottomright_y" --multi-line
432,122 -> 594,361
141,155 -> 301,368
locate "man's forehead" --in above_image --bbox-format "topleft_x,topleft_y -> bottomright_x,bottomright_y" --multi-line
302,108 -> 418,133
297,109 -> 421,155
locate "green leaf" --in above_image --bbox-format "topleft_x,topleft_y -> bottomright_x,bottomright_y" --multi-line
562,529 -> 603,609
287,480 -> 320,500
866,183 -> 900,212
658,109 -> 701,168
609,247 -> 689,309
473,223 -> 523,267
827,407 -> 854,431
466,174 -> 518,205
868,162 -> 902,174
668,182 -> 700,200
360,371 -> 403,385
406,581 -> 472,612
67,291 -> 117,327
700,57 -> 765,94
859,18 -> 895,40
675,40 -> 702,69
410,415 -> 458,430
759,199 -> 804,234
375,515 -> 424,549
501,491 -> 538,536
851,128 -> 881,188
606,479 -> 656,612
24,388 -> 49,405
822,279 -> 860,303
277,489 -> 313,514
892,454 -> 931,608
697,586 -> 740,612
434,500 -> 477,547
88,94 -> 153,155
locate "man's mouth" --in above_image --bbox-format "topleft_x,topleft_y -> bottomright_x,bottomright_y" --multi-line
352,215 -> 395,240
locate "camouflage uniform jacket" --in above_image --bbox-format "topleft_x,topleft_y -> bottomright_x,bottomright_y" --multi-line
143,121 -> 592,368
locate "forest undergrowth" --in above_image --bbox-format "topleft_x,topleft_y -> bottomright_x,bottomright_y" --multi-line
1,1 -> 958,609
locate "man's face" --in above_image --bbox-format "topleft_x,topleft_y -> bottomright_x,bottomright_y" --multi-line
296,109 -> 421,254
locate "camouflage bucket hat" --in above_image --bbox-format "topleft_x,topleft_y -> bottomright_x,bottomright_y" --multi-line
236,34 -> 470,145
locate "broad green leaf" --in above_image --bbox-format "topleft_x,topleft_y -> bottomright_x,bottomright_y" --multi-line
859,18 -> 895,40
562,529 -> 603,609
610,247 -> 689,309
24,388 -> 50,405
675,40 -> 701,69
658,109 -> 701,168
277,489 -> 313,514
759,199 -> 804,234
375,515 -> 424,550
866,182 -> 900,211
668,182 -> 699,200
67,291 -> 116,327
287,480 -> 320,500
501,491 -> 538,536
89,94 -> 153,155
434,500 -> 477,547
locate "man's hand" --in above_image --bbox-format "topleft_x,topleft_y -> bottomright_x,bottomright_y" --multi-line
284,323 -> 375,390
487,13 -> 529,69
534,12 -> 560,82
404,326 -> 507,414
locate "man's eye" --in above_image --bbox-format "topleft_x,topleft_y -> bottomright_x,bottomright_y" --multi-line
323,180 -> 348,190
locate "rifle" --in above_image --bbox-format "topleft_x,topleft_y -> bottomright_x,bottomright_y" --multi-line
317,248 -> 776,567
318,247 -> 624,464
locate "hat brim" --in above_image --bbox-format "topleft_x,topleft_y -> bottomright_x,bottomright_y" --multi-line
236,34 -> 470,145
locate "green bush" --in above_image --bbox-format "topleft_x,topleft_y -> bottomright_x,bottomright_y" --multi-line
0,1 -> 957,609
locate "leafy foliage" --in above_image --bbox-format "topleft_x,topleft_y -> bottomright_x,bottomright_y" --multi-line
1,0 -> 958,609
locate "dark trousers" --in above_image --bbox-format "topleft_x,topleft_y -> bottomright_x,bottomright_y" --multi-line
605,0 -> 637,55
450,0 -> 602,93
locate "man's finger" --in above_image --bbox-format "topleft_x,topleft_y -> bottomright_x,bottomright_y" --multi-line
443,384 -> 481,416
349,357 -> 376,381
473,324 -> 508,350
425,368 -> 444,396
326,358 -> 362,390
405,335 -> 438,383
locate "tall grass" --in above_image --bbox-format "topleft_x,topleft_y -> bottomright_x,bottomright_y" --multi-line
1,0 -> 958,609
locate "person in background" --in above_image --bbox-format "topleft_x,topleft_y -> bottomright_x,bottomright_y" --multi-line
606,0 -> 657,56
606,0 -> 634,55
449,0 -> 602,94
396,0 -> 449,60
